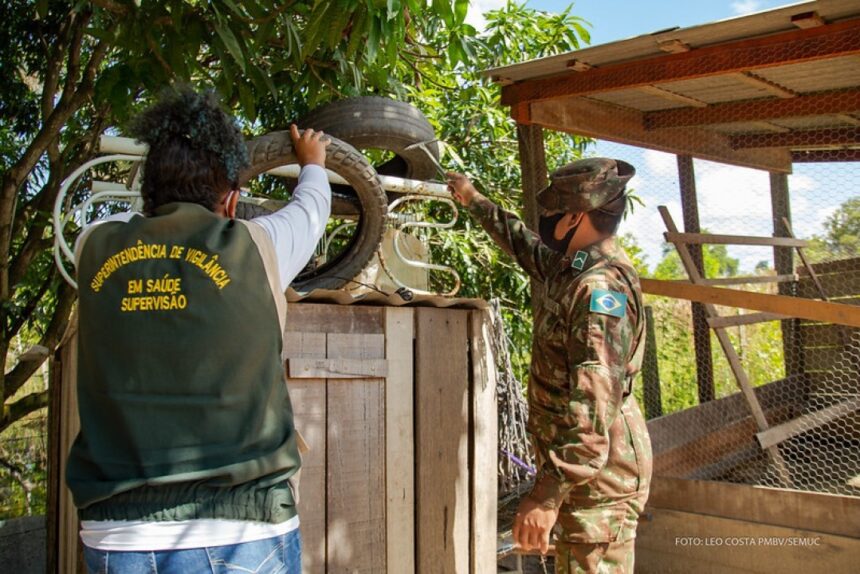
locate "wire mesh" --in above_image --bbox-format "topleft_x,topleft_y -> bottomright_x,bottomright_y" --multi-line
585,134 -> 859,496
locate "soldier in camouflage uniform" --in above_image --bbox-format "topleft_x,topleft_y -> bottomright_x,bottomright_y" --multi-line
448,159 -> 652,574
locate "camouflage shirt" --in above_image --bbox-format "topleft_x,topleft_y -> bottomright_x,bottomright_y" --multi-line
469,196 -> 652,543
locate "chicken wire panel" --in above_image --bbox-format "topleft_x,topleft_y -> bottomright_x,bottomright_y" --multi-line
578,137 -> 858,496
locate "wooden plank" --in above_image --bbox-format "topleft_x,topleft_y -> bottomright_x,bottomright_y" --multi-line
636,508 -> 860,574
731,126 -> 860,149
648,477 -> 860,538
284,332 -> 327,359
697,274 -> 797,286
501,18 -> 860,105
756,398 -> 860,449
530,95 -> 792,173
57,331 -> 82,574
384,308 -> 415,574
654,415 -> 760,478
707,312 -> 788,328
290,381 -> 327,574
287,358 -> 388,379
664,231 -> 808,247
798,269 -> 860,298
415,308 -> 471,574
469,311 -> 498,574
798,256 -> 860,276
641,278 -> 860,328
645,88 -> 859,129
326,333 -> 385,359
284,332 -> 327,574
285,303 -> 384,334
326,332 -> 386,573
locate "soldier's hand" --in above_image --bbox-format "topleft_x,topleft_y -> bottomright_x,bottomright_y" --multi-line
291,124 -> 330,167
513,496 -> 559,554
446,172 -> 481,207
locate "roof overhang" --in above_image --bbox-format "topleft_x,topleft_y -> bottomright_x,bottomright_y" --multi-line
485,0 -> 860,172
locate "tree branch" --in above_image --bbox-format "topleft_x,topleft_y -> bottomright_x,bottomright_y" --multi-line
3,282 -> 75,402
0,391 -> 49,435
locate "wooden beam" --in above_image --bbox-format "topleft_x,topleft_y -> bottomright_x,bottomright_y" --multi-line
501,18 -> 860,106
696,274 -> 797,286
792,149 -> 860,162
640,278 -> 860,328
770,172 -> 801,377
530,96 -> 792,173
732,127 -> 860,149
384,308 -> 415,574
792,11 -> 826,29
645,88 -> 859,130
517,123 -> 548,311
664,231 -> 808,247
677,154 -> 714,404
647,476 -> 860,538
469,311 -> 498,574
707,312 -> 788,328
756,398 -> 860,449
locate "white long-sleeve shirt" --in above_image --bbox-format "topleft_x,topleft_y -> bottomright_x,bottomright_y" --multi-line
77,164 -> 331,551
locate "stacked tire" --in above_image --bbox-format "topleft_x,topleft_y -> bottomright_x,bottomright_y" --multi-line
239,97 -> 437,292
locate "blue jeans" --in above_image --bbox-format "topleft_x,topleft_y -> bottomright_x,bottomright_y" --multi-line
83,529 -> 302,573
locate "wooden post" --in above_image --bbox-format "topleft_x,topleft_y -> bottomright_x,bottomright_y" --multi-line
770,172 -> 801,376
677,154 -> 715,403
642,306 -> 663,419
516,123 -> 548,312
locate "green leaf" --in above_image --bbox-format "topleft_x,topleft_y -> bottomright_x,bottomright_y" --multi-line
212,11 -> 247,73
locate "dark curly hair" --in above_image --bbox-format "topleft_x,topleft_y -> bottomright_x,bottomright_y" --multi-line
128,87 -> 250,215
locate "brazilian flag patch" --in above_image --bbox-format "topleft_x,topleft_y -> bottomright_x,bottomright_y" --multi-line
589,288 -> 627,318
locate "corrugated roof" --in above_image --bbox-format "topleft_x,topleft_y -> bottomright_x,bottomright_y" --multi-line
484,0 -> 859,83
484,0 -> 860,171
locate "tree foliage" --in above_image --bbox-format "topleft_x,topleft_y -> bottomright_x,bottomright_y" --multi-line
0,0 -> 485,435
806,197 -> 860,263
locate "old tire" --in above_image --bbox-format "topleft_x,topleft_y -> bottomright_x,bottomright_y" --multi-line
240,132 -> 387,292
297,96 -> 439,180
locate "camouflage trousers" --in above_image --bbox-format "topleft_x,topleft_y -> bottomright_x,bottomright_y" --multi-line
555,538 -> 635,574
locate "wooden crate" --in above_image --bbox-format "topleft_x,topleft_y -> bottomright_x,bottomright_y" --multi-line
48,302 -> 498,574
286,303 -> 498,574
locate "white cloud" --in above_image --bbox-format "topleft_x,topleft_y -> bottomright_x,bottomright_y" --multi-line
731,0 -> 762,16
466,0 -> 507,31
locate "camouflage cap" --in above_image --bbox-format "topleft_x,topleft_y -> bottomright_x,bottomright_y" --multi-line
536,158 -> 635,214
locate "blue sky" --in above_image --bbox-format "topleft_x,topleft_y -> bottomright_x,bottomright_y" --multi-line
465,0 -> 857,273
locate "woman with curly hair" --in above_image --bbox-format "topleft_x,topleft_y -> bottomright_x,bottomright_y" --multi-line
66,87 -> 330,573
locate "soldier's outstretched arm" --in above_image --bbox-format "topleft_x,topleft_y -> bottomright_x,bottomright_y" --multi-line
527,278 -> 637,508
448,172 -> 554,281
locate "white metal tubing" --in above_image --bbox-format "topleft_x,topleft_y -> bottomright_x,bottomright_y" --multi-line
54,154 -> 142,262
98,135 -> 452,198
53,240 -> 77,289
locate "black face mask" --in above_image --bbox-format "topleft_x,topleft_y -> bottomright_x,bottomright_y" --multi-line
539,212 -> 580,254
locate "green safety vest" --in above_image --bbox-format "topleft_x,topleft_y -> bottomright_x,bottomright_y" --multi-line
67,202 -> 300,523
